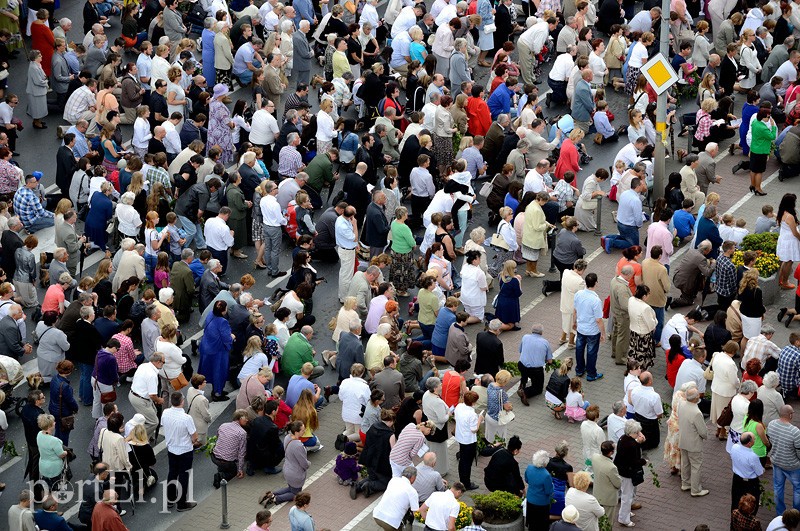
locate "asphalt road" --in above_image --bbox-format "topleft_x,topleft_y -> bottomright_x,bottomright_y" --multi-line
0,0 -> 687,528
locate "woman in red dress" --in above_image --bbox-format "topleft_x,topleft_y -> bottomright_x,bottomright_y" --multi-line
554,128 -> 584,180
381,82 -> 408,132
30,9 -> 54,77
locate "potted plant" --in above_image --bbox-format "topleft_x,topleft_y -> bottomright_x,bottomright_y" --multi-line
731,249 -> 781,305
470,491 -> 525,530
414,501 -> 474,530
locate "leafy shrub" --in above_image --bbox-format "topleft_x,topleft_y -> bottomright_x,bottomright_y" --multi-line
741,232 -> 778,254
501,361 -> 521,376
731,250 -> 780,278
471,491 -> 524,523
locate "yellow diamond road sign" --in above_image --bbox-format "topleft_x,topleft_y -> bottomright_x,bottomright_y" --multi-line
640,53 -> 679,95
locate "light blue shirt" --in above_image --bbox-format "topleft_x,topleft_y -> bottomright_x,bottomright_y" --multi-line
66,126 -> 89,159
594,111 -> 614,138
136,53 -> 152,82
462,146 -> 485,180
519,333 -> 552,368
233,43 -> 256,75
730,442 -> 765,479
617,189 -> 643,227
574,288 -> 602,336
390,32 -> 412,68
64,51 -> 81,74
335,215 -> 357,249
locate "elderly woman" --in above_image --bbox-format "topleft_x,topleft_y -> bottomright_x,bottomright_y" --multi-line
13,235 -> 38,308
49,360 -> 79,445
422,376 -> 450,476
37,414 -> 67,489
26,49 -> 49,129
731,493 -> 762,531
339,363 -> 371,443
489,206 -> 518,277
728,380 -> 759,452
36,311 -> 70,383
207,83 -> 236,164
522,192 -> 553,278
333,296 -> 360,346
710,340 -> 741,440
565,471 -> 605,531
555,129 -> 585,180
464,226 -> 492,288
116,192 -> 142,240
576,169 -> 609,232
85,181 -> 116,251
198,300 -> 233,402
388,207 -> 417,297
664,380 -> 699,475
547,441 -> 575,518
628,285 -> 658,370
614,420 -> 647,527
543,216 -> 586,294
486,370 -> 514,443
525,449 -> 555,530
156,323 -> 187,395
460,250 -> 489,325
758,371 -> 785,425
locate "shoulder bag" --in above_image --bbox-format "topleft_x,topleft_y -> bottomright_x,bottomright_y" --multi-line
479,174 -> 498,198
496,387 -> 515,426
490,220 -> 510,250
703,352 -> 714,380
58,380 -> 75,432
94,358 -> 117,404
717,397 -> 735,427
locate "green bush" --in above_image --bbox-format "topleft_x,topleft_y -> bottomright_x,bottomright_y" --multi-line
471,491 -> 523,523
501,361 -> 521,376
741,232 -> 779,254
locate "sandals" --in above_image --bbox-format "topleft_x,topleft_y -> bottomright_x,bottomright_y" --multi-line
258,491 -> 275,507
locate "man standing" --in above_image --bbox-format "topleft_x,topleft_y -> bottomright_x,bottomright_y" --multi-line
292,21 -> 314,86
336,205 -> 359,302
571,70 -> 594,133
419,483 -> 466,531
573,273 -> 605,381
363,190 -> 391,258
696,143 -> 723,195
517,324 -> 552,405
312,201 -> 346,263
198,259 -> 227,312
715,241 -> 738,311
211,409 -> 249,488
204,206 -> 235,275
641,246 -> 670,340
778,334 -> 800,398
56,133 -> 77,199
631,372 -> 663,450
372,467 -> 420,531
170,248 -> 195,323
161,391 -> 198,512
7,489 -> 35,531
372,355 -> 405,410
130,352 -> 165,440
768,405 -> 800,515
592,441 -> 622,518
605,178 -> 646,252
609,266 -> 633,365
260,180 -> 287,279
678,388 -> 709,497
56,210 -> 84,277
730,431 -> 765,510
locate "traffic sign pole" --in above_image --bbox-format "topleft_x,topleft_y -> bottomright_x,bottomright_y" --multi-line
654,0 -> 671,201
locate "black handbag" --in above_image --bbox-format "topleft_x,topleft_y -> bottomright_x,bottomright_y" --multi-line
631,468 -> 645,486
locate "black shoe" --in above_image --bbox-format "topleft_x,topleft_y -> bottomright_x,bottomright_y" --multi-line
213,473 -> 221,489
324,385 -> 332,403
787,314 -> 794,328
779,307 -> 788,323
191,339 -> 198,357
755,190 -> 767,196
335,433 -> 348,452
211,394 -> 230,402
219,389 -> 229,396
546,92 -> 552,107
177,502 -> 197,512
363,484 -> 373,498
349,482 -> 359,499
466,483 -> 480,490
270,271 -> 288,278
541,280 -> 549,297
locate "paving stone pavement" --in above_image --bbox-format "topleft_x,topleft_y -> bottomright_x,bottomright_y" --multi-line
171,141 -> 800,531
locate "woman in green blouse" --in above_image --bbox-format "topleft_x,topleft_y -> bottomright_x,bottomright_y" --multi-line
37,414 -> 67,488
416,275 -> 441,349
749,107 -> 777,196
389,206 -> 418,297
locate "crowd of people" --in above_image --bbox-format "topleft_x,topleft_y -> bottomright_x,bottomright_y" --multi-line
5,0 -> 800,529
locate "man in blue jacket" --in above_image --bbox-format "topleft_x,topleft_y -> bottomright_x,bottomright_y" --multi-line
571,70 -> 595,134
487,77 -> 518,121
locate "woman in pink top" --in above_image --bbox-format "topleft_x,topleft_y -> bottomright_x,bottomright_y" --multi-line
112,320 -> 141,383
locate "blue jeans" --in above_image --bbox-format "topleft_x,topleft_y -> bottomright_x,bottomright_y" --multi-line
418,369 -> 436,389
78,362 -> 93,405
263,225 -> 283,275
651,305 -> 664,343
575,332 -> 600,377
774,465 -> 800,515
235,60 -> 262,85
612,222 -> 640,249
177,215 -> 206,249
27,215 -> 55,233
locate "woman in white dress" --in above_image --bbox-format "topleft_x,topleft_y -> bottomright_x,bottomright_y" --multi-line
575,170 -> 609,232
737,29 -> 761,92
777,193 -> 800,290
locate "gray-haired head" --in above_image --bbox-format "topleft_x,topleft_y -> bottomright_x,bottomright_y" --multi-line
121,237 -> 136,251
763,371 -> 780,389
612,400 -> 626,415
204,17 -> 215,29
531,323 -> 543,335
349,319 -> 362,333
229,283 -> 243,296
761,323 -> 776,336
532,450 -> 550,468
181,248 -> 194,261
740,380 -> 758,395
401,466 -> 417,480
498,114 -> 511,126
425,376 -> 441,392
704,205 -> 717,218
489,319 -> 503,331
208,259 -> 221,270
624,420 -> 642,436
697,239 -> 712,252
685,388 -> 700,402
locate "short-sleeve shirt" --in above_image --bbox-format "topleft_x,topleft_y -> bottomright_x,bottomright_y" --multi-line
424,490 -> 460,530
233,43 -> 256,75
42,285 -> 65,314
161,406 -> 197,455
574,289 -> 602,335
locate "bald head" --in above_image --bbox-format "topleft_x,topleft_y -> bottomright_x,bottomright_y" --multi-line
620,265 -> 634,278
422,452 -> 437,466
640,371 -> 653,386
781,405 -> 795,420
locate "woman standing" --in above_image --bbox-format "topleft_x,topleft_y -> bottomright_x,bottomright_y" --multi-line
49,361 -> 79,445
522,192 -> 553,278
30,9 -> 53,77
13,235 -> 37,308
225,172 -> 249,259
525,450 -> 554,531
543,217 -> 586,294
143,211 -> 167,282
166,67 -> 187,118
316,99 -> 336,154
26,49 -> 48,129
37,414 -> 67,489
207,83 -> 236,164
692,21 -> 711,68
749,107 -> 777,196
214,25 -> 234,89
486,370 -> 514,443
198,301 -> 233,402
738,269 -> 766,352
546,442 -> 574,517
729,381 -> 759,452
495,259 -> 523,332
615,420 -> 647,528
36,311 -> 70,383
575,169 -> 608,232
777,193 -> 800,290
454,392 -> 482,488
388,207 -> 417,297
710,340 -> 741,440
434,96 -> 457,174
460,251 -> 489,325
564,471 -> 605,531
555,129 -> 584,180
759,372 -> 785,426
738,29 -> 761,92
626,33 -> 654,95
476,0 -> 495,67
742,398 -> 771,468
422,377 -> 450,476
116,193 -> 142,240
127,424 -> 157,498
155,324 -> 186,396
628,285 -> 658,369
91,340 -> 119,419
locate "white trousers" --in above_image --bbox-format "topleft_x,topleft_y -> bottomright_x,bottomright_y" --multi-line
618,477 -> 635,525
337,247 -> 356,301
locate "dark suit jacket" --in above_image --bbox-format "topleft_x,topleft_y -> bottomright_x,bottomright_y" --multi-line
363,202 -> 390,247
56,145 -> 77,195
719,55 -> 738,98
494,3 -> 514,49
67,318 -> 103,366
0,229 -> 22,279
248,415 -> 284,468
0,314 -> 23,359
35,510 -> 72,531
336,332 -> 365,381
171,260 -> 195,321
355,146 -> 376,184
474,331 -> 504,376
238,163 -> 262,201
342,172 -> 370,220
198,269 -> 226,311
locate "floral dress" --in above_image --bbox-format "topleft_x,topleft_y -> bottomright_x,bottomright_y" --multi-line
663,388 -> 688,470
207,99 -> 235,164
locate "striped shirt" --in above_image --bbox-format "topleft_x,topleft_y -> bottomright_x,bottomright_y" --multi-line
213,421 -> 248,472
767,419 -> 800,470
389,423 -> 426,467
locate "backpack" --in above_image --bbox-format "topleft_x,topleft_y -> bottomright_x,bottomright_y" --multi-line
129,299 -> 147,323
218,182 -> 229,207
377,97 -> 388,116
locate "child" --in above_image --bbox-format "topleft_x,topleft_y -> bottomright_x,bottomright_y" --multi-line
755,205 -> 778,234
718,213 -> 736,242
269,386 -> 292,430
463,509 -> 487,531
264,323 -> 280,390
153,251 -> 171,293
742,358 -> 763,388
608,160 -> 627,202
164,212 -> 187,262
593,100 -> 619,145
334,441 -> 361,485
730,218 -> 749,246
673,198 -> 696,241
554,172 -> 579,216
294,191 -> 316,237
564,378 -> 590,423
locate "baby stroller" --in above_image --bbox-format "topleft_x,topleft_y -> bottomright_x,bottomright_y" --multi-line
0,355 -> 27,416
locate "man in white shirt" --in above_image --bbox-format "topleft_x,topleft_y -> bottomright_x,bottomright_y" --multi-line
518,16 -> 556,86
547,45 -> 576,106
204,206 -> 235,275
161,391 -> 198,512
606,401 -> 627,445
129,352 -> 166,441
392,5 -> 423,38
249,98 -> 280,156
523,159 -> 554,195
773,51 -> 800,95
614,138 -> 647,169
163,112 -> 183,160
421,92 -> 441,131
260,181 -> 288,278
630,371 -> 664,450
372,466 -> 421,530
629,7 -> 660,34
335,206 -> 359,301
420,484 -> 466,531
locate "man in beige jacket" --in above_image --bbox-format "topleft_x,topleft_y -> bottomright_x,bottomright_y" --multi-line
609,266 -> 633,365
678,387 -> 709,497
591,441 -> 622,518
641,246 -> 671,346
